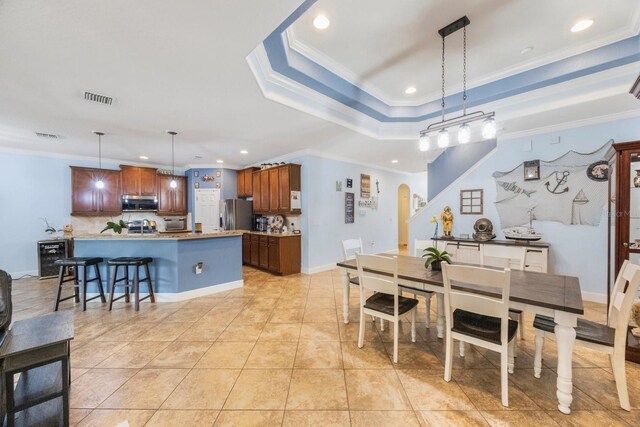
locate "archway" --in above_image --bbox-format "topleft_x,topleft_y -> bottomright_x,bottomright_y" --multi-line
398,184 -> 410,249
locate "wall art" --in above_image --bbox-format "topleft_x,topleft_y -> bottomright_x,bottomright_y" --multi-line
460,189 -> 483,215
523,160 -> 540,181
345,192 -> 355,224
360,174 -> 370,198
346,178 -> 353,188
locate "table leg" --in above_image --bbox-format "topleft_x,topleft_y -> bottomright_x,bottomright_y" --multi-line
340,268 -> 350,324
436,293 -> 444,339
554,311 -> 577,414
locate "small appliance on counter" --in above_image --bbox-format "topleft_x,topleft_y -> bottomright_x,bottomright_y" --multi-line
121,195 -> 158,212
255,216 -> 268,232
164,217 -> 187,232
127,219 -> 157,234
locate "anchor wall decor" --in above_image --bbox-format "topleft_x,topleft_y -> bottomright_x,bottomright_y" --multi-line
545,171 -> 570,194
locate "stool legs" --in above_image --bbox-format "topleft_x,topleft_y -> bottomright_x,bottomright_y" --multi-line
134,266 -> 140,311
108,264 -> 119,311
81,265 -> 88,312
95,264 -> 107,303
54,266 -> 65,312
144,262 -> 155,303
124,266 -> 130,303
73,268 -> 80,304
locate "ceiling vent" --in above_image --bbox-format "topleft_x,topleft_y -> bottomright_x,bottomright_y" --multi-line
631,74 -> 640,100
35,132 -> 62,139
84,91 -> 113,105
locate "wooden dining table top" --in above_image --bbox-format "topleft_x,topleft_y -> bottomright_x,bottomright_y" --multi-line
337,254 -> 584,315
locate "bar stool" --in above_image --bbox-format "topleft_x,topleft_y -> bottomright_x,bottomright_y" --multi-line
54,257 -> 106,311
107,257 -> 155,311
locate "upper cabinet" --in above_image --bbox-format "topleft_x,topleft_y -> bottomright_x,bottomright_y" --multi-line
121,165 -> 157,196
157,175 -> 188,216
251,164 -> 301,215
71,167 -> 122,216
237,167 -> 259,198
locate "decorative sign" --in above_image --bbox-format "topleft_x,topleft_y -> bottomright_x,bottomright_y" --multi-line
336,181 -> 342,192
291,191 -> 302,209
460,189 -> 483,214
345,192 -> 355,224
346,178 -> 353,188
523,160 -> 540,181
360,174 -> 371,198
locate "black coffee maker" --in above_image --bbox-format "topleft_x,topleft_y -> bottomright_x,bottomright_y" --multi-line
255,216 -> 268,231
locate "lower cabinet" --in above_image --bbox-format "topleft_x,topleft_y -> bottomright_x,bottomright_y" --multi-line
242,233 -> 301,275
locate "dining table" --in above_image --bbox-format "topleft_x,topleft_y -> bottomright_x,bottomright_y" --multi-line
336,254 -> 584,415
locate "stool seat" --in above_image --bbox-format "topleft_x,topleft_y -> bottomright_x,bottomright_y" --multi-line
108,257 -> 153,265
55,257 -> 103,267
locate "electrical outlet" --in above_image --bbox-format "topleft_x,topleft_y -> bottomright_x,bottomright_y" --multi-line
195,262 -> 204,274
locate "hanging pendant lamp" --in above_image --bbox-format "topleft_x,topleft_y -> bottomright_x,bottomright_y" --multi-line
167,131 -> 178,189
93,131 -> 105,189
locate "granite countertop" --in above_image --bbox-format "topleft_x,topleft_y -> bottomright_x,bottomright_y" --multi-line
242,230 -> 301,238
74,230 -> 244,241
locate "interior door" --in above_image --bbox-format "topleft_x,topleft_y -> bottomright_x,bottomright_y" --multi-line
194,188 -> 221,232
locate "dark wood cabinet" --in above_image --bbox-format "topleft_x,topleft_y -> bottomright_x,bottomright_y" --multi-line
71,167 -> 121,216
121,166 -> 157,196
250,164 -> 301,214
157,175 -> 188,216
243,233 -> 301,275
252,172 -> 262,212
237,167 -> 259,198
260,170 -> 269,212
269,168 -> 279,212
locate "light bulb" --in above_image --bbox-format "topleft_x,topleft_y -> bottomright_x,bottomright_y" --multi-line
458,123 -> 471,144
482,117 -> 497,139
437,129 -> 450,148
95,179 -> 104,189
418,134 -> 430,152
170,179 -> 178,189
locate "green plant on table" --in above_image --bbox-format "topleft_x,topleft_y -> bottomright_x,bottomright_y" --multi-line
42,217 -> 59,234
422,246 -> 452,269
101,218 -> 129,234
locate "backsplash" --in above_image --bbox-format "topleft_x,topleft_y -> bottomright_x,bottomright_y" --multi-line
71,212 -> 192,234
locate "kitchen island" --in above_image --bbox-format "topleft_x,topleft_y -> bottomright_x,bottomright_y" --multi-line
74,231 -> 244,301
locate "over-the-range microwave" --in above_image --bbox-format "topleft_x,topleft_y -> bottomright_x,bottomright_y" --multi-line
121,195 -> 158,212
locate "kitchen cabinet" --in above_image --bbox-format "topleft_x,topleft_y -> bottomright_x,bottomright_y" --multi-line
71,167 -> 121,216
250,164 -> 301,215
242,233 -> 301,275
260,170 -> 269,212
237,167 -> 259,198
121,165 -> 157,196
252,172 -> 262,212
157,175 -> 187,216
269,168 -> 279,212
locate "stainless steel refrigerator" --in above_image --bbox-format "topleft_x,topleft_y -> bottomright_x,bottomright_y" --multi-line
221,199 -> 253,230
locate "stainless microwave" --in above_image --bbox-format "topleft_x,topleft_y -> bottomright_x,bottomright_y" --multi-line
121,195 -> 158,212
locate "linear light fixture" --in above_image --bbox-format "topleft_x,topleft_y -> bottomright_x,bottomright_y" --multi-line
418,16 -> 496,150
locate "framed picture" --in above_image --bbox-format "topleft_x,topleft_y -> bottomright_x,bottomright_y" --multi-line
194,171 -> 199,178
360,174 -> 371,199
215,182 -> 221,188
460,189 -> 483,215
524,160 -> 540,181
194,182 -> 199,189
345,192 -> 355,224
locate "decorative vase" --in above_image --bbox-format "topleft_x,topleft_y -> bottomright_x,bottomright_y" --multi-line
430,260 -> 442,271
634,171 -> 640,188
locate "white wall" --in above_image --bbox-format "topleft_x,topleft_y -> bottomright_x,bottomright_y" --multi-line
409,116 -> 640,299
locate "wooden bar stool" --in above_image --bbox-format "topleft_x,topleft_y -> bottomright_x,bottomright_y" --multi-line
107,257 -> 155,311
54,257 -> 106,311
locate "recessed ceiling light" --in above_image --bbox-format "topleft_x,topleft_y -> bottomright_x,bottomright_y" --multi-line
391,160 -> 399,164
240,150 -> 248,155
520,46 -> 534,55
139,155 -> 149,160
313,15 -> 330,30
404,86 -> 417,95
216,159 -> 224,164
571,19 -> 593,33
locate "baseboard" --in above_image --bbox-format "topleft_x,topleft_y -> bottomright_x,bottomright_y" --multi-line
581,291 -> 607,304
7,270 -> 38,279
302,263 -> 336,275
87,279 -> 244,302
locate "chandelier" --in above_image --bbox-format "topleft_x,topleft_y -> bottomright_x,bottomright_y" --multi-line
419,16 -> 496,152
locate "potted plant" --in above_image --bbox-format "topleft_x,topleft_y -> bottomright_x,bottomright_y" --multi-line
422,246 -> 452,271
101,218 -> 129,234
42,218 -> 60,235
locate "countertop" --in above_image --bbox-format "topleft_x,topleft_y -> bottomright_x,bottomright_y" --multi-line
242,231 -> 301,238
74,230 -> 244,241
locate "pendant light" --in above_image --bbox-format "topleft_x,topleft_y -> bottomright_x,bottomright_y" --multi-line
167,131 -> 178,189
418,134 -> 430,151
93,131 -> 105,189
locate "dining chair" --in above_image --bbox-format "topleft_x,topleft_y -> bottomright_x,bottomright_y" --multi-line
442,263 -> 517,407
533,259 -> 640,411
355,253 -> 418,363
480,245 -> 527,339
412,239 -> 436,329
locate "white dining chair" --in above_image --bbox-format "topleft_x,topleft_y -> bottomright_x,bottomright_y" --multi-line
442,263 -> 517,407
356,253 -> 418,363
341,238 -> 363,286
533,259 -> 640,411
480,244 -> 527,339
412,239 -> 436,329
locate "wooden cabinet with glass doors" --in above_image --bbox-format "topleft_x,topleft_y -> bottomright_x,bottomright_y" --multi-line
607,141 -> 640,363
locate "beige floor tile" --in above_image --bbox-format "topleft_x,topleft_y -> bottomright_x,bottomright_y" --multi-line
223,369 -> 292,410
429,342 -> 495,369
133,322 -> 192,341
214,410 -> 284,426
70,408 -> 92,426
162,369 -> 240,409
100,368 -> 189,409
300,322 -> 340,341
295,341 -> 343,368
217,322 -> 265,341
195,341 -> 255,368
396,369 -> 474,410
147,341 -> 212,368
259,323 -> 302,341
145,409 -> 219,426
612,409 -> 640,425
573,367 -> 640,410
200,307 -> 242,325
92,321 -> 155,342
417,410 -> 490,427
480,410 -> 559,426
269,308 -> 304,323
547,409 -> 629,426
338,321 -> 381,342
344,369 -> 412,410
454,368 -> 540,410
286,369 -> 348,410
245,341 -> 298,368
303,307 -> 337,323
382,341 -> 443,370
283,410 -> 350,427
71,341 -> 128,368
96,341 -> 170,369
76,409 -> 155,427
350,410 -> 421,427
236,307 -> 274,323
342,341 -> 393,369
176,321 -> 226,341
162,307 -> 210,322
71,367 -> 89,382
70,368 -> 138,409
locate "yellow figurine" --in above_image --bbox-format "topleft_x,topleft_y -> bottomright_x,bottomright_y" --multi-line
441,206 -> 454,238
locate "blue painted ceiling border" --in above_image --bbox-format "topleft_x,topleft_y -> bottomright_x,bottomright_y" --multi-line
262,1 -> 640,124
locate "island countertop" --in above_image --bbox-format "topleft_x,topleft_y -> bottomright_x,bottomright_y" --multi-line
73,230 -> 244,241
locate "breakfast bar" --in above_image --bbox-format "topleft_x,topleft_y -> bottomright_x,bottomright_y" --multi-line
73,231 -> 244,300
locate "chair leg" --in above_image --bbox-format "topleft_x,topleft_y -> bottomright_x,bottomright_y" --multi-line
358,309 -> 365,349
54,266 -> 65,311
134,266 -> 140,311
108,265 -> 118,311
144,262 -> 155,303
612,350 -> 631,411
459,341 -> 465,358
81,265 -> 88,311
501,346 -> 509,407
508,339 -> 515,374
444,332 -> 453,382
393,319 -> 399,364
519,313 -> 525,339
425,295 -> 431,329
124,266 -> 130,303
411,309 -> 416,343
95,264 -> 106,303
380,318 -> 385,332
533,329 -> 544,378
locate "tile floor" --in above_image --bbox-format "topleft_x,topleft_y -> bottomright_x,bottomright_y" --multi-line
9,266 -> 640,426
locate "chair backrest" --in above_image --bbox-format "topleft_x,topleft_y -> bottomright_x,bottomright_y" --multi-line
480,245 -> 526,271
355,253 -> 399,298
342,238 -> 363,261
442,263 -> 512,344
608,261 -> 640,340
414,239 -> 431,257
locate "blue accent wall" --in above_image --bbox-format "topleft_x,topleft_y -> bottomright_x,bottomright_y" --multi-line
428,139 -> 497,201
186,168 -> 238,228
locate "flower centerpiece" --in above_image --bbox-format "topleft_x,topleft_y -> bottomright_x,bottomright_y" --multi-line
422,247 -> 452,271
430,215 -> 439,238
